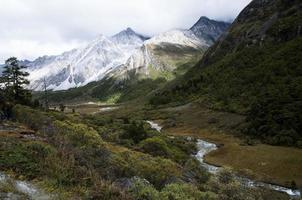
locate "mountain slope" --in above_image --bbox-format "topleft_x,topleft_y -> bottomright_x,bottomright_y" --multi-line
190,16 -> 230,43
27,29 -> 147,91
152,0 -> 302,146
107,29 -> 207,81
27,17 -> 229,91
88,17 -> 230,102
34,17 -> 230,103
108,17 -> 230,82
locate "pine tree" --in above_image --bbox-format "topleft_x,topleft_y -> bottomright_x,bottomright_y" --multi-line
0,57 -> 31,104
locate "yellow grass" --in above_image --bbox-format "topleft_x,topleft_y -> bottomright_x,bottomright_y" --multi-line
165,125 -> 302,188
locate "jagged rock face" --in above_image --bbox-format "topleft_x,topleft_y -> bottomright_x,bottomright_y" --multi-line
26,17 -> 230,91
27,31 -> 146,91
190,16 -> 231,44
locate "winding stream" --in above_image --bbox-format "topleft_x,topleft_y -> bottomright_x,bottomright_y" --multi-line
147,120 -> 301,198
195,139 -> 301,198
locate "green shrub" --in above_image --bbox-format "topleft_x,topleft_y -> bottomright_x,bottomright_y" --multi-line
0,140 -> 55,179
129,178 -> 160,200
139,136 -> 191,164
53,120 -> 103,149
160,183 -> 218,200
110,150 -> 182,189
12,105 -> 52,130
88,183 -> 132,200
122,122 -> 148,144
182,158 -> 210,186
139,137 -> 171,157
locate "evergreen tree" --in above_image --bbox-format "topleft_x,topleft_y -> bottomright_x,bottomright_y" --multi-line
0,57 -> 31,104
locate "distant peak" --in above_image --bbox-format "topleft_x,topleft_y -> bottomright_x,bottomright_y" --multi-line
190,16 -> 231,42
198,16 -> 210,21
125,27 -> 135,33
194,16 -> 214,26
190,16 -> 230,29
112,27 -> 150,41
117,27 -> 137,36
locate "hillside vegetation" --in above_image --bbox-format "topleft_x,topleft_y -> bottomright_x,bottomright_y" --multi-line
151,0 -> 302,147
1,105 -> 289,199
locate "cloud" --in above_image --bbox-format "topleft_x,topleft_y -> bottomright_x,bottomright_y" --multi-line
0,0 -> 252,63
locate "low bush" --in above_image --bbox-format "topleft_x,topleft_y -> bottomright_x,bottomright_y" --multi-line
139,136 -> 191,164
12,105 -> 52,131
0,139 -> 56,179
160,183 -> 218,200
139,137 -> 171,157
129,178 -> 160,200
53,120 -> 103,149
182,158 -> 210,186
122,121 -> 148,144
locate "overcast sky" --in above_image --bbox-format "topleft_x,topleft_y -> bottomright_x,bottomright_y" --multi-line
0,0 -> 252,63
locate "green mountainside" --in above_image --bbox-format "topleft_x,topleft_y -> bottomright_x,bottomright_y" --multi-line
151,0 -> 302,146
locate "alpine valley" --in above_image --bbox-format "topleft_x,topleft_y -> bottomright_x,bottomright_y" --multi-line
1,0 -> 302,199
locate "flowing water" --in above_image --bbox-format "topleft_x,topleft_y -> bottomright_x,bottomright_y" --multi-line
99,106 -> 119,112
195,139 -> 301,198
195,140 -> 220,174
147,120 -> 301,198
146,121 -> 162,132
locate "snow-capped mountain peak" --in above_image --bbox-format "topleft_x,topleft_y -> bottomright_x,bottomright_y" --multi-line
25,17 -> 230,91
111,27 -> 149,46
27,29 -> 147,91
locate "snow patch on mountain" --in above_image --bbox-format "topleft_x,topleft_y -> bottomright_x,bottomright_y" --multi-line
107,29 -> 210,81
145,29 -> 209,48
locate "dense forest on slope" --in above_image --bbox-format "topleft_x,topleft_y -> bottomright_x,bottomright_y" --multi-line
150,0 -> 302,146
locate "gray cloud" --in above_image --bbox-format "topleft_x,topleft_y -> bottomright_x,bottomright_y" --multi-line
0,0 -> 252,63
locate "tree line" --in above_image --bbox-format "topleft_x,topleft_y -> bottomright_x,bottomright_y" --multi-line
0,57 -> 33,119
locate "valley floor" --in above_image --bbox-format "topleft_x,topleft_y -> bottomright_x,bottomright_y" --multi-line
2,101 -> 300,199
151,103 -> 302,189
92,101 -> 302,189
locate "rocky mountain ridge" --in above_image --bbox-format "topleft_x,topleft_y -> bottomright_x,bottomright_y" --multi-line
24,16 -> 230,91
